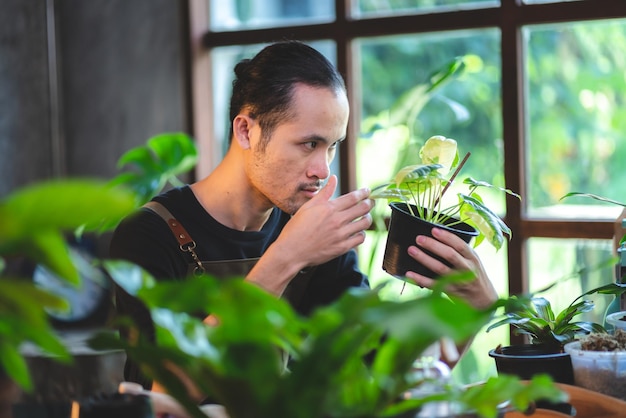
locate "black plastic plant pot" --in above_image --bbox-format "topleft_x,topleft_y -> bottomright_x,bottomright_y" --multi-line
489,344 -> 575,415
489,344 -> 575,385
382,202 -> 478,279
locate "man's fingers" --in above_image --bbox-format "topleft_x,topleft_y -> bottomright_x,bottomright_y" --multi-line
312,174 -> 337,203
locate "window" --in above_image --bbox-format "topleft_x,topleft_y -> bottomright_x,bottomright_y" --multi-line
189,0 -> 626,383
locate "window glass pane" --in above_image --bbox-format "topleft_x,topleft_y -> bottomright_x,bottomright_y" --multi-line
354,0 -> 498,17
356,30 -> 502,196
210,41 -> 341,179
523,0 -> 580,4
210,0 -> 333,31
355,30 -> 505,384
525,19 -> 626,219
527,238 -> 615,328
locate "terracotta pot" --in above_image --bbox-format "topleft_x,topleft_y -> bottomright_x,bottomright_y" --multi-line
382,202 -> 478,279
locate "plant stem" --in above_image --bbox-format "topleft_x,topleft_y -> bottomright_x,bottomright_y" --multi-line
434,152 -> 471,208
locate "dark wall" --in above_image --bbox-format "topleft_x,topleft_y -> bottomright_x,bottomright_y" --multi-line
0,0 -> 54,196
0,0 -> 189,197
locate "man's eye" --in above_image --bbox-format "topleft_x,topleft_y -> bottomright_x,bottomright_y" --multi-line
305,141 -> 317,150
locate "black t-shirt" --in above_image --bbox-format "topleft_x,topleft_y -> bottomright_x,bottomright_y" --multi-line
109,185 -> 369,386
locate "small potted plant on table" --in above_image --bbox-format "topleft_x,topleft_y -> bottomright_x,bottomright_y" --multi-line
564,328 -> 626,400
487,281 -> 626,384
486,281 -> 626,415
487,294 -> 597,385
371,135 -> 520,279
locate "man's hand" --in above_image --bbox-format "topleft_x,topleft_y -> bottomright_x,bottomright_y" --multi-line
279,175 -> 374,267
403,227 -> 498,367
247,175 -> 373,295
404,227 -> 498,310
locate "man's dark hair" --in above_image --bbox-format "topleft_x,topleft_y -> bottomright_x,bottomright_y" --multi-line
229,40 -> 346,145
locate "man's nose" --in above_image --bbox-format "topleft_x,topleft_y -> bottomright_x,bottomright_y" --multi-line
308,153 -> 330,180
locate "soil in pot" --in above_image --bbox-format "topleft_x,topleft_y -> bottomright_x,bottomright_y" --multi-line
383,202 -> 478,279
564,329 -> 626,400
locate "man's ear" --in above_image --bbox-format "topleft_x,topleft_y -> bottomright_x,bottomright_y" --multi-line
232,114 -> 255,150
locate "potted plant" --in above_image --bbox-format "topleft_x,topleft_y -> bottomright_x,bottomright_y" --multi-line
485,279 -> 626,415
371,135 -> 520,278
486,277 -> 626,384
487,295 -> 595,386
90,265 -> 565,418
358,56 -> 466,281
564,328 -> 626,400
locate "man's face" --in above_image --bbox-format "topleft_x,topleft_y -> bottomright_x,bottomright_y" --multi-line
245,84 -> 349,215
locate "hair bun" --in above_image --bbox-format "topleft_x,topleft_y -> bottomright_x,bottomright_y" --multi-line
234,59 -> 251,78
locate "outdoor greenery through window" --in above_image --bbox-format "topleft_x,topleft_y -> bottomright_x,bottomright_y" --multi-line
194,0 -> 626,384
525,19 -> 626,219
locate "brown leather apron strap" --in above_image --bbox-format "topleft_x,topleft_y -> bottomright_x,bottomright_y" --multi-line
144,201 -> 193,247
143,201 -> 205,274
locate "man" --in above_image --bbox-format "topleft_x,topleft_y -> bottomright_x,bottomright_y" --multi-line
110,40 -> 497,390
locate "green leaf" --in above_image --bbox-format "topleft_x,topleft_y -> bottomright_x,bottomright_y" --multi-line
117,147 -> 162,174
0,342 -> 32,391
419,135 -> 458,175
31,231 -> 82,285
394,164 -> 444,186
387,84 -> 433,128
459,193 -> 509,250
531,297 -> 555,322
368,57 -> 465,133
147,133 -> 198,174
463,177 -> 521,200
0,180 -> 136,283
577,281 -> 626,300
555,300 -> 594,325
0,179 -> 137,241
559,192 -> 626,207
369,185 -> 409,201
103,259 -> 156,298
462,374 -> 566,417
0,279 -> 72,391
487,281 -> 615,346
111,133 -> 198,205
426,56 -> 466,93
